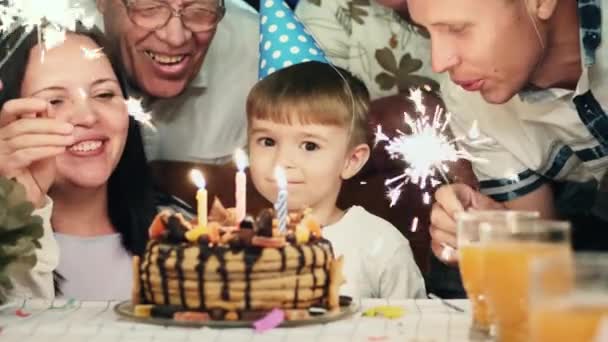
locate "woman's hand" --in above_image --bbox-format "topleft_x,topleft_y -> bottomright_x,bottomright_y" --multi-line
0,96 -> 74,207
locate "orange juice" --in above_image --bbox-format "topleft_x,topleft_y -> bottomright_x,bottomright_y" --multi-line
459,244 -> 490,330
483,242 -> 571,342
530,300 -> 608,342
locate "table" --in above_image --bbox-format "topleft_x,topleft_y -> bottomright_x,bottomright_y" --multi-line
0,299 -> 474,342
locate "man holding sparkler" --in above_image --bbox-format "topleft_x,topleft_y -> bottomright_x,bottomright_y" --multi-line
407,0 -> 608,262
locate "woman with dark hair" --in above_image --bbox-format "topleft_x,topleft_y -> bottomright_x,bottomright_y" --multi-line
0,24 -> 156,300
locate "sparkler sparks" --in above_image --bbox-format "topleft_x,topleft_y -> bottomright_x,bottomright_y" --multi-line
440,243 -> 456,261
125,97 -> 156,131
81,46 -> 104,60
410,217 -> 419,233
0,0 -> 95,54
376,88 -> 483,208
375,88 -> 491,239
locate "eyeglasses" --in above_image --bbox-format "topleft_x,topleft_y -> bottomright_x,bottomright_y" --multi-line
123,0 -> 225,33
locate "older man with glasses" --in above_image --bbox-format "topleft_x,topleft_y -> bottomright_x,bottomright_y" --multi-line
91,0 -> 262,209
95,0 -> 257,158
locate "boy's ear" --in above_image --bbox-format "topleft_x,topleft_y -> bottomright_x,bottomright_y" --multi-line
526,0 -> 558,21
341,143 -> 370,180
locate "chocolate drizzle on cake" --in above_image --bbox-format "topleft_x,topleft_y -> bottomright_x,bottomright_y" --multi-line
196,242 -> 212,310
279,247 -> 287,272
295,245 -> 305,275
294,245 -> 306,308
320,245 -> 330,298
311,245 -> 318,289
140,207 -> 339,318
157,244 -> 173,305
243,247 -> 263,310
175,245 -> 187,308
216,249 -> 230,301
143,240 -> 158,303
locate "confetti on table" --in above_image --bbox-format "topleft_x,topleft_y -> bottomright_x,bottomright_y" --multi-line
15,309 -> 30,317
51,298 -> 77,310
253,308 -> 285,333
362,306 -> 405,319
368,336 -> 389,341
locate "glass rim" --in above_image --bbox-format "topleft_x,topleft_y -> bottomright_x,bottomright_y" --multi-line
509,219 -> 571,230
479,219 -> 572,235
455,210 -> 540,222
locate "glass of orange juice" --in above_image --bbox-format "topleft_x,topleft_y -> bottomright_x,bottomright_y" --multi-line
457,211 -> 539,336
530,252 -> 608,342
481,219 -> 571,342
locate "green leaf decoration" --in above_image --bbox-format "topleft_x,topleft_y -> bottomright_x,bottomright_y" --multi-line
308,0 -> 321,6
375,47 -> 399,74
398,53 -> 423,74
347,0 -> 370,25
375,72 -> 397,91
0,176 -> 44,304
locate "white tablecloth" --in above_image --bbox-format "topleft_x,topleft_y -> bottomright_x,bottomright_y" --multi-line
0,299 -> 474,342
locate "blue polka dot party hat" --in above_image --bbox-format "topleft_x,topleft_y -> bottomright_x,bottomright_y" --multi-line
258,0 -> 330,79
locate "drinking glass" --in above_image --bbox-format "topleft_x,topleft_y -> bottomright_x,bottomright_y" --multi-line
481,219 -> 572,342
529,252 -> 608,342
457,210 -> 539,336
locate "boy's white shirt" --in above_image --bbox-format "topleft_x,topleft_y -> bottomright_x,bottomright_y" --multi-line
9,196 -> 58,300
323,206 -> 426,300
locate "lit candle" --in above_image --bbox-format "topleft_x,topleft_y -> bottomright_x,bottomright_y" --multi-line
190,169 -> 207,230
274,166 -> 288,233
234,149 -> 248,224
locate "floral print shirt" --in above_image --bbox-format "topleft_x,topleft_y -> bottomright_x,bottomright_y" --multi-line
295,0 -> 441,99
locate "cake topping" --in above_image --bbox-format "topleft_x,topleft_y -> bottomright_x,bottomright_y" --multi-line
166,215 -> 188,243
147,200 -> 324,249
239,216 -> 255,230
255,208 -> 275,237
209,198 -> 237,227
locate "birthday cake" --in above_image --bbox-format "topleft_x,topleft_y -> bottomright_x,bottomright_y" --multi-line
132,201 -> 344,322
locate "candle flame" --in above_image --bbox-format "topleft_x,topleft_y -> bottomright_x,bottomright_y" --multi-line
190,169 -> 206,189
274,166 -> 287,189
234,148 -> 249,172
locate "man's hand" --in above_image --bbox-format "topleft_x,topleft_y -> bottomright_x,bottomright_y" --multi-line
430,183 -> 504,265
0,97 -> 74,207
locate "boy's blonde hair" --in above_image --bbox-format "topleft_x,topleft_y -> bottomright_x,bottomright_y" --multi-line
246,61 -> 371,147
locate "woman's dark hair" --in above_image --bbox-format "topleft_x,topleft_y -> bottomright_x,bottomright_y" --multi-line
0,23 -> 155,256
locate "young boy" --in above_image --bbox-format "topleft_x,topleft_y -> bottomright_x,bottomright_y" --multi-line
246,61 -> 426,300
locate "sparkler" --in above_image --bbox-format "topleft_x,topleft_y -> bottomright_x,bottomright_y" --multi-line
0,0 -> 95,59
125,97 -> 156,131
375,88 -> 489,240
81,46 -> 104,60
375,88 -> 485,208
